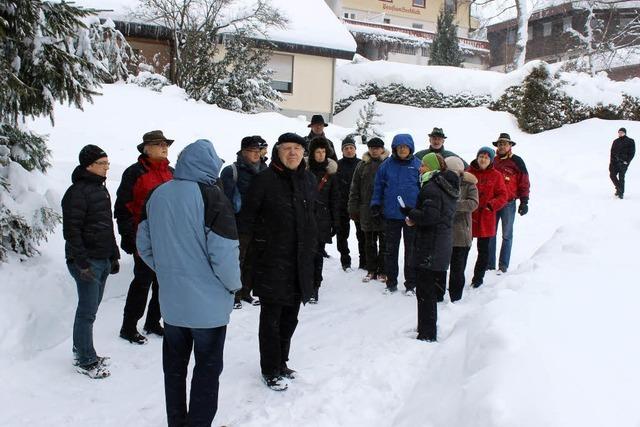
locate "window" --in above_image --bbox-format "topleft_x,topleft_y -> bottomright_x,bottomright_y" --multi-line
412,23 -> 424,29
389,45 -> 417,55
383,18 -> 391,24
268,54 -> 293,93
413,0 -> 426,7
445,0 -> 456,13
527,25 -> 533,41
543,21 -> 552,37
350,13 -> 356,19
563,16 -> 572,32
506,28 -> 516,44
420,46 -> 429,57
344,13 -> 349,18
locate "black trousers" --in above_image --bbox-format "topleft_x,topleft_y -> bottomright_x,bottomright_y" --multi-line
313,242 -> 326,287
448,246 -> 471,302
336,214 -> 365,268
163,323 -> 226,427
384,219 -> 416,290
236,234 -> 253,302
472,237 -> 490,287
416,268 -> 438,341
609,161 -> 628,196
363,230 -> 385,275
259,300 -> 301,376
122,253 -> 161,331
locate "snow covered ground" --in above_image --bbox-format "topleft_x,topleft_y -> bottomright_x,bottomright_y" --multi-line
1,82 -> 639,426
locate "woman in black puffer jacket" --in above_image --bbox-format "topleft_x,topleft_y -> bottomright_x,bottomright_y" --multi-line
307,137 -> 340,303
403,153 -> 459,342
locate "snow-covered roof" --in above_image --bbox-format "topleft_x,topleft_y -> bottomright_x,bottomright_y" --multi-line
69,0 -> 356,54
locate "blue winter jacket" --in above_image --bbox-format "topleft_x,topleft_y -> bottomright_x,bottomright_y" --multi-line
370,134 -> 421,220
136,139 -> 241,328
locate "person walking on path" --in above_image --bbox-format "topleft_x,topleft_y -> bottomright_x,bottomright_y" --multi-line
487,133 -> 530,274
137,139 -> 241,426
62,144 -> 120,379
609,127 -> 635,199
220,135 -> 268,308
349,137 -> 390,283
401,153 -> 459,341
444,156 -> 478,302
371,134 -> 421,294
467,147 -> 507,288
336,135 -> 365,271
115,130 -> 174,344
239,132 -> 318,391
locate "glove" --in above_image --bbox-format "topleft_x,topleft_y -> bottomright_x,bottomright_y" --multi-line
350,212 -> 360,222
110,259 -> 120,275
399,206 -> 412,217
518,201 -> 529,216
78,267 -> 95,282
120,234 -> 136,255
370,205 -> 382,219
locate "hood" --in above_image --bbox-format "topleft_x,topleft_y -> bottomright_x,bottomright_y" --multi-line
362,149 -> 390,164
71,165 -> 106,185
433,170 -> 460,199
305,157 -> 338,175
462,171 -> 478,185
391,134 -> 415,154
173,139 -> 223,185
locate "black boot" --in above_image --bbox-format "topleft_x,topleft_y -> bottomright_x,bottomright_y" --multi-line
119,328 -> 148,345
144,322 -> 164,337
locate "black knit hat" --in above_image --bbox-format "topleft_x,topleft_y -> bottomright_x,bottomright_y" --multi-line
241,136 -> 260,150
367,137 -> 384,148
276,132 -> 307,147
309,136 -> 330,155
619,127 -> 627,134
79,144 -> 108,167
253,135 -> 267,148
308,114 -> 328,127
341,135 -> 356,149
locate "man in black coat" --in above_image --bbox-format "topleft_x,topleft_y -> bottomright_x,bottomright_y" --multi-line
305,114 -> 338,162
336,135 -> 365,271
220,135 -> 268,308
610,127 -> 635,199
239,132 -> 318,391
62,144 -> 120,379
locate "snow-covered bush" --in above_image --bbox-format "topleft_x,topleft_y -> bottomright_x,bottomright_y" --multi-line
355,95 -> 384,142
82,17 -> 137,83
128,71 -> 171,92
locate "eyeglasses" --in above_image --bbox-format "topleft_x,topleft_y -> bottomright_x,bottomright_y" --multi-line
93,160 -> 110,166
147,141 -> 169,147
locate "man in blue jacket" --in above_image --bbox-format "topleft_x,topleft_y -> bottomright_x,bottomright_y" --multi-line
137,139 -> 241,427
371,134 -> 421,294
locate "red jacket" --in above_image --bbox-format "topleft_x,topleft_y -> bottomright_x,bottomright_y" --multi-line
493,151 -> 530,203
468,161 -> 507,238
114,156 -> 174,241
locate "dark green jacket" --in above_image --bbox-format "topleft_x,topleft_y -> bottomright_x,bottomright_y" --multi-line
347,150 -> 389,232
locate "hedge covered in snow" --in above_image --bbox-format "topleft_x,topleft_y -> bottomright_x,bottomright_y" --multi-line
335,60 -> 640,134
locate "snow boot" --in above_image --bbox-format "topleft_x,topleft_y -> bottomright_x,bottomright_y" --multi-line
404,288 -> 416,297
362,272 -> 376,283
119,328 -> 148,345
377,274 -> 387,283
383,286 -> 398,295
263,375 -> 288,391
309,287 -> 319,304
233,300 -> 242,310
77,360 -> 110,379
281,364 -> 297,380
144,322 -> 164,337
73,355 -> 110,367
251,297 -> 261,306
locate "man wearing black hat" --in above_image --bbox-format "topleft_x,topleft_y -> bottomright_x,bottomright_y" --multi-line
114,130 -> 174,344
62,144 -> 120,379
415,127 -> 467,167
220,135 -> 268,308
488,132 -> 530,274
239,132 -> 318,391
609,127 -> 635,199
336,135 -> 365,271
306,114 -> 338,162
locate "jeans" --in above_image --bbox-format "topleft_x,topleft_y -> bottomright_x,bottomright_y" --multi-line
448,246 -> 471,302
488,199 -> 516,271
336,214 -> 365,268
416,268 -> 438,341
122,253 -> 161,331
383,219 -> 416,290
472,238 -> 491,286
68,258 -> 111,367
163,323 -> 226,427
363,230 -> 385,275
259,300 -> 301,376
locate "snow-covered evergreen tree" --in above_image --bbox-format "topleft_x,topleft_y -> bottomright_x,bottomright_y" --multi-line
355,95 -> 384,143
428,8 -> 463,67
0,0 -> 115,261
84,17 -> 137,83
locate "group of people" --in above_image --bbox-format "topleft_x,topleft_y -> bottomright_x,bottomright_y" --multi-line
62,115 -> 633,426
